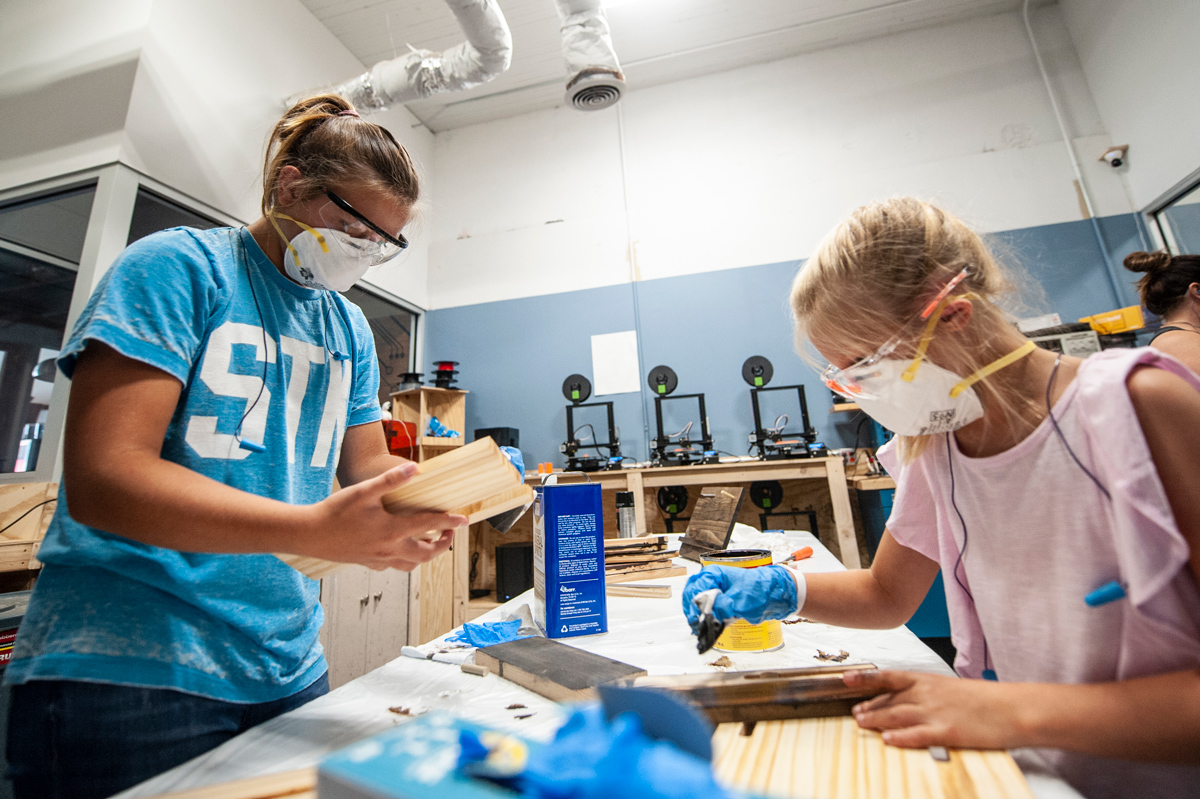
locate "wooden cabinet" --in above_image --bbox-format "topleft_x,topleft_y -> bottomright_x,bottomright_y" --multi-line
391,386 -> 471,646
320,387 -> 476,683
318,566 -> 411,690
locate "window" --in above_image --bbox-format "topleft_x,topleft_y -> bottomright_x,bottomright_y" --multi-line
1148,168 -> 1200,255
342,286 -> 417,405
0,184 -> 95,474
127,187 -> 222,245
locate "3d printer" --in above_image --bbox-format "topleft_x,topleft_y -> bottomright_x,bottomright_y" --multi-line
647,365 -> 718,467
559,373 -> 622,472
742,356 -> 826,460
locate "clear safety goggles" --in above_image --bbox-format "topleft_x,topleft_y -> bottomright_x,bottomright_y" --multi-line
318,189 -> 408,266
821,267 -> 971,400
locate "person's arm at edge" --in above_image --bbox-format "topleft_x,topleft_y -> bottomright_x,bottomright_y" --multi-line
790,531 -> 940,629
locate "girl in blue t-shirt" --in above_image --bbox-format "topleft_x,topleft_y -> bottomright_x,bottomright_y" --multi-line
5,95 -> 467,799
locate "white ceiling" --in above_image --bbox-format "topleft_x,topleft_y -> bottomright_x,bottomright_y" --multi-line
302,0 -> 1029,132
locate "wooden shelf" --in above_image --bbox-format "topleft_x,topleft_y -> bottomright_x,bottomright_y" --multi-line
419,436 -> 464,448
830,402 -> 860,412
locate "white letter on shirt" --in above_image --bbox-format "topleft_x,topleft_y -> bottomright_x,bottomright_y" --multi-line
185,321 -> 276,460
279,336 -> 327,465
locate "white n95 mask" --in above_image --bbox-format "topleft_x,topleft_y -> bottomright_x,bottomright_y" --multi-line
269,212 -> 372,292
848,358 -> 984,436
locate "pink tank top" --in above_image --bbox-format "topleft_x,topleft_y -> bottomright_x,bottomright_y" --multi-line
877,347 -> 1200,798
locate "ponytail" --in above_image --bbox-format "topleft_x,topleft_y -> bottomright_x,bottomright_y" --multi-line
261,94 -> 418,216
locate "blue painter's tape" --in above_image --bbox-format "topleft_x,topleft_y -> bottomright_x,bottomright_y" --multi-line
1084,580 -> 1126,607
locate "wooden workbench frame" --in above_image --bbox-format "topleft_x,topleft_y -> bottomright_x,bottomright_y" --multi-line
532,457 -> 861,569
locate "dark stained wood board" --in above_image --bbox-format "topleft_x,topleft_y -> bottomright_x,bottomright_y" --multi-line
475,637 -> 646,702
679,486 -> 746,562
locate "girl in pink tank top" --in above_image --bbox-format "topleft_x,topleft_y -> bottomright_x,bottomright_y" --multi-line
683,198 -> 1200,798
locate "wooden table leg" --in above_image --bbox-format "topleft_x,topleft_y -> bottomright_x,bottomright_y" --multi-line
823,458 -> 861,569
626,471 -> 647,536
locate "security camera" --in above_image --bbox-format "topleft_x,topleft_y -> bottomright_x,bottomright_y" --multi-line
1100,145 -> 1129,169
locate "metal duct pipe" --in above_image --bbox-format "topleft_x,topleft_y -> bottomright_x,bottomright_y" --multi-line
332,0 -> 512,113
554,0 -> 626,111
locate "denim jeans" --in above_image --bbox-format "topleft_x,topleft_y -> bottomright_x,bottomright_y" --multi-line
5,673 -> 328,799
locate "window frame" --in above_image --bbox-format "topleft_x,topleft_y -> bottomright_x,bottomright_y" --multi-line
0,164 -> 242,485
1143,165 -> 1200,255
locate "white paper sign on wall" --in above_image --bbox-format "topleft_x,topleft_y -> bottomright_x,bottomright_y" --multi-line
590,330 -> 641,396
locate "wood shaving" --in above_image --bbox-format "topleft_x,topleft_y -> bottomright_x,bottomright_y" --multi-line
707,656 -> 733,668
514,713 -> 535,720
506,703 -> 526,710
783,617 -> 815,625
814,649 -> 850,663
388,706 -> 414,716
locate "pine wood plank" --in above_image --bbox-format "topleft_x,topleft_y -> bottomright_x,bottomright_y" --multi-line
142,766 -> 316,798
605,583 -> 671,598
603,565 -> 688,584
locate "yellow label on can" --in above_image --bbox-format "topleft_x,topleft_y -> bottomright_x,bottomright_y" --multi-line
700,549 -> 785,653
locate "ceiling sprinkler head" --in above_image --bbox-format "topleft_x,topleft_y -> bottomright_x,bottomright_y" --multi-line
566,68 -> 625,111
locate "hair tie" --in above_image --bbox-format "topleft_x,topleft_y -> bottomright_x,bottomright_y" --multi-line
337,109 -> 360,117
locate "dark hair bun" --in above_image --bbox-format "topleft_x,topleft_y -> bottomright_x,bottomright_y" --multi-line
1124,250 -> 1172,273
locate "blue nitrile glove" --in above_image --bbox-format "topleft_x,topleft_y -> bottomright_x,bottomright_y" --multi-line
520,705 -> 740,799
444,619 -> 530,647
500,446 -> 526,480
681,565 -> 798,630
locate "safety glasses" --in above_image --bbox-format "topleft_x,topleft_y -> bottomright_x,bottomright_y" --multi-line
319,189 -> 409,266
821,266 -> 970,399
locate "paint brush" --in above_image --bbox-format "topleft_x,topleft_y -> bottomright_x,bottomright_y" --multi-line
692,589 -> 726,655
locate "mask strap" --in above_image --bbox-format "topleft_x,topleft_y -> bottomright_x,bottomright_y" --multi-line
268,211 -> 330,266
949,340 -> 1037,398
901,292 -> 981,383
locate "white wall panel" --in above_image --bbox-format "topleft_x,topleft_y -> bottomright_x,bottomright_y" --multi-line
429,8 -> 1134,309
1061,0 -> 1200,208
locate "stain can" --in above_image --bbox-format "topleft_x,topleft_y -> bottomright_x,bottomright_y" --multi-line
699,549 -> 784,653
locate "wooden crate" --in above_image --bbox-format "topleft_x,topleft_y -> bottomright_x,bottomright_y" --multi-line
0,482 -> 58,572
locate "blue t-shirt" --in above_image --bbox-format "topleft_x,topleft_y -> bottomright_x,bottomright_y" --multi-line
5,226 -> 383,703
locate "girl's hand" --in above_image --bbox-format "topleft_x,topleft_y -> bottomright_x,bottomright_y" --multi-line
844,669 -> 1027,750
301,462 -> 467,571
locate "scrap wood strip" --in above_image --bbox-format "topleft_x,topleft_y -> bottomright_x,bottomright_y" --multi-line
712,717 -> 1034,799
143,766 -> 316,798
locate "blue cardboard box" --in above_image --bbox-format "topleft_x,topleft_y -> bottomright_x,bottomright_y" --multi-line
318,713 -> 528,799
532,483 -> 607,638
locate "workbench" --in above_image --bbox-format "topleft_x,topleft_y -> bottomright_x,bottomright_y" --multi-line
535,457 -> 861,569
121,528 -> 1080,799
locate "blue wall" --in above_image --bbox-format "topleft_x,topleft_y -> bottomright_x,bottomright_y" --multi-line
423,213 -> 1150,468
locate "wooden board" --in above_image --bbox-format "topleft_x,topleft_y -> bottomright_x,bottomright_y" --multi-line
679,486 -> 745,562
633,664 -> 883,724
604,565 -> 688,584
474,636 -> 646,702
606,583 -> 672,598
603,550 -> 677,565
711,717 -> 1035,799
143,766 -> 316,798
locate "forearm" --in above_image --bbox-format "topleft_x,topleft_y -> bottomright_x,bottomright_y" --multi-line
338,450 -> 409,486
795,569 -> 918,629
1014,670 -> 1200,763
67,450 -> 319,555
